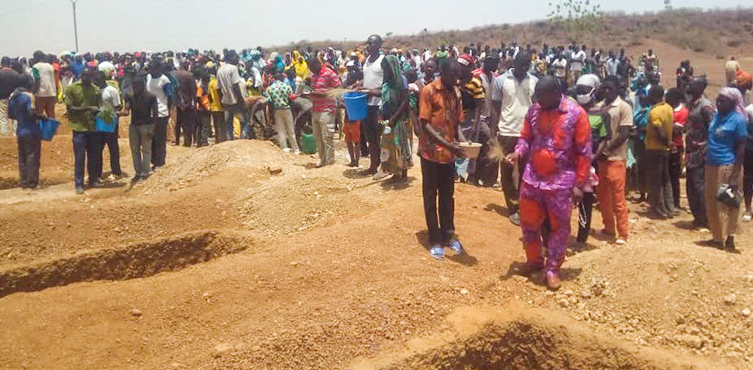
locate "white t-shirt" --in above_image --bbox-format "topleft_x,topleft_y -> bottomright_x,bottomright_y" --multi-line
217,64 -> 243,105
491,70 -> 538,137
745,104 -> 753,123
32,62 -> 56,97
362,55 -> 384,106
101,85 -> 121,110
146,74 -> 171,117
552,58 -> 567,78
571,50 -> 586,71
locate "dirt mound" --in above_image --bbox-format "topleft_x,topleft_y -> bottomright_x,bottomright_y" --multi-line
360,306 -> 729,370
0,230 -> 249,297
139,140 -> 287,193
238,176 -> 351,236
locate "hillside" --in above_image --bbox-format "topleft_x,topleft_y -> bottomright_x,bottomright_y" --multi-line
285,8 -> 753,58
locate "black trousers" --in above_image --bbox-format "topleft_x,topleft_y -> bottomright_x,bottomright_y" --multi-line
196,112 -> 211,147
744,151 -> 753,209
151,117 -> 168,167
211,111 -> 226,144
73,131 -> 100,187
669,150 -> 682,209
362,106 -> 382,171
634,139 -> 648,196
646,150 -> 674,217
577,192 -> 595,243
421,158 -> 455,245
176,108 -> 197,147
686,166 -> 707,227
17,135 -> 41,188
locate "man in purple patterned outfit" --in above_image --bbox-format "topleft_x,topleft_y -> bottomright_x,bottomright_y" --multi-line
506,77 -> 592,290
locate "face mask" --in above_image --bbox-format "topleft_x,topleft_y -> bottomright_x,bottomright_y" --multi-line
577,92 -> 594,105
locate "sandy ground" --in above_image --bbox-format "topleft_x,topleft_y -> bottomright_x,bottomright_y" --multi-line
0,41 -> 752,370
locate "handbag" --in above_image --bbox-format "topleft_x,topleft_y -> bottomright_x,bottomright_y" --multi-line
717,184 -> 741,209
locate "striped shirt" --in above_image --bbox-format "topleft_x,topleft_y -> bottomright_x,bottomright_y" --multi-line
311,66 -> 341,113
461,76 -> 485,116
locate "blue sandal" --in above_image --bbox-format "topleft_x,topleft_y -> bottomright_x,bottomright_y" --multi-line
430,246 -> 445,260
449,240 -> 465,255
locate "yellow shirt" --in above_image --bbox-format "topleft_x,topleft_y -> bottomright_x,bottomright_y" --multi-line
646,101 -> 674,151
208,77 -> 222,112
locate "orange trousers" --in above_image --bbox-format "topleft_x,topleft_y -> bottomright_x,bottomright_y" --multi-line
597,160 -> 629,239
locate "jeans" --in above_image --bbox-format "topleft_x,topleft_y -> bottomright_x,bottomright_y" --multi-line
211,111 -> 226,144
175,107 -> 197,146
17,134 -> 41,188
646,150 -> 674,217
421,158 -> 455,245
669,150 -> 683,209
499,135 -> 524,214
312,111 -> 335,165
362,106 -> 382,171
274,108 -> 299,151
223,103 -> 252,140
686,166 -> 707,227
72,131 -> 99,187
129,124 -> 154,178
151,117 -> 168,167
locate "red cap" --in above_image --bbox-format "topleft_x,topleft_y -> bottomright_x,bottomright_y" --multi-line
457,54 -> 475,67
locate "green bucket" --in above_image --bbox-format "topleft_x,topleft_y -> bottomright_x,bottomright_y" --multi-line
301,132 -> 317,154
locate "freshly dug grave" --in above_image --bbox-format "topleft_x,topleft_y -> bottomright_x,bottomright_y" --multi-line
362,306 -> 729,370
0,230 -> 249,297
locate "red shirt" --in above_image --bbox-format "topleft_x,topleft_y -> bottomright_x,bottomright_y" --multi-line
310,66 -> 341,113
672,105 -> 688,151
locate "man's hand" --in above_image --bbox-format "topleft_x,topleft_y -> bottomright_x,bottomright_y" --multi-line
572,187 -> 584,204
505,152 -> 520,165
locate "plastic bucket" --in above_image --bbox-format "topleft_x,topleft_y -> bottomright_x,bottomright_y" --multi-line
38,118 -> 60,141
95,116 -> 117,133
342,92 -> 368,121
301,132 -> 317,154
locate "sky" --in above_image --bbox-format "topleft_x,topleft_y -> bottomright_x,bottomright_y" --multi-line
1,0 -> 750,56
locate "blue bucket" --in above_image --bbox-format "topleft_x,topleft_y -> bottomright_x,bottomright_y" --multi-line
95,116 -> 117,133
342,92 -> 368,121
38,118 -> 60,141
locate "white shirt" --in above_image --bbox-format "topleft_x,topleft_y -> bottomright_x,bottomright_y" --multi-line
217,63 -> 243,105
146,74 -> 171,117
422,50 -> 432,62
101,85 -> 120,110
491,70 -> 538,137
571,50 -> 586,71
32,62 -> 56,97
552,58 -> 568,78
363,54 -> 384,106
745,104 -> 753,123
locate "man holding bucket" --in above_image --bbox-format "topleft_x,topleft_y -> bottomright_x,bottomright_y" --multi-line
9,74 -> 42,189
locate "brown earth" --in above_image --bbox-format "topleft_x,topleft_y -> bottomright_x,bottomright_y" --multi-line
0,37 -> 752,369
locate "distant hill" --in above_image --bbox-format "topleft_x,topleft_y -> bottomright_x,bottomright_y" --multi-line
281,8 -> 753,58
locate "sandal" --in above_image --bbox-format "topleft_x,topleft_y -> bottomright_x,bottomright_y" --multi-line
449,240 -> 465,255
430,246 -> 445,260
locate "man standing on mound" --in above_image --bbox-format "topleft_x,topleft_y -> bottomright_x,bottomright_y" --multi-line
506,76 -> 592,290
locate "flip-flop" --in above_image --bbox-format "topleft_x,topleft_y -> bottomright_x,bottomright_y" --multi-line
430,246 -> 445,260
449,240 -> 465,255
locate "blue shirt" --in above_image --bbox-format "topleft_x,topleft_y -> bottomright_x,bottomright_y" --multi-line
8,90 -> 39,137
707,111 -> 748,166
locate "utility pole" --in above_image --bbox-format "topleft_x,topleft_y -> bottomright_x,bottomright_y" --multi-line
70,0 -> 80,52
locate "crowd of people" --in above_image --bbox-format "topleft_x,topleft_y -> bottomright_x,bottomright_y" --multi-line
1,36 -> 752,290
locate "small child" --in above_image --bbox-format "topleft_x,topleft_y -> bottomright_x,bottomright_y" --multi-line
344,118 -> 361,167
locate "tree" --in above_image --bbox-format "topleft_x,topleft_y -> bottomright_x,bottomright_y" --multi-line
547,0 -> 603,43
664,0 -> 672,10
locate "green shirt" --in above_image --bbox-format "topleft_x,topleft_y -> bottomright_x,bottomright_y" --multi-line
263,80 -> 293,109
64,82 -> 102,132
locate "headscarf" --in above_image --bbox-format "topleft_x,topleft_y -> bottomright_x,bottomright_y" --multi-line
719,87 -> 746,116
736,70 -> 752,90
289,51 -> 309,79
381,55 -> 406,118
